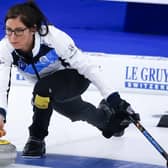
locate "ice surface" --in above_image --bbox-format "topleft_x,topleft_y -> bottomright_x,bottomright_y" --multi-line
2,85 -> 168,167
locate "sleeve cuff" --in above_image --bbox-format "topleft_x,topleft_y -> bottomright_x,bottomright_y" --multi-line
0,108 -> 6,123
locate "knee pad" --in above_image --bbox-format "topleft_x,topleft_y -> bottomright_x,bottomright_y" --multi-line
34,94 -> 50,109
98,99 -> 112,120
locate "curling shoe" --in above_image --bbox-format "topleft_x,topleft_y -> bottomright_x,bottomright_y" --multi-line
22,136 -> 46,158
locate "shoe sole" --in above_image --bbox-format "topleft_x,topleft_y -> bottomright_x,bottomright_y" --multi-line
113,130 -> 125,137
22,153 -> 46,159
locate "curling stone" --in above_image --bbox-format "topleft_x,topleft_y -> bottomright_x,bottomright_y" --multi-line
0,139 -> 17,167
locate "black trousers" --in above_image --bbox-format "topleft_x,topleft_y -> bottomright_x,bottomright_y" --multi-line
29,69 -> 109,140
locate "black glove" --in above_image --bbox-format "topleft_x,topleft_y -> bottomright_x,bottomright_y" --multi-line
106,92 -> 140,121
0,108 -> 6,123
